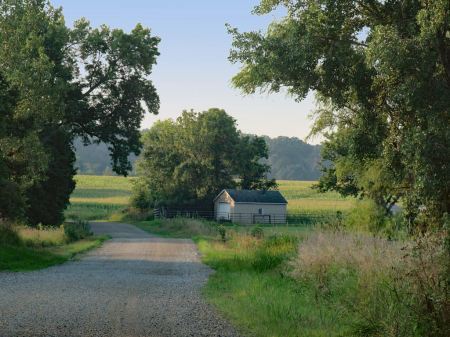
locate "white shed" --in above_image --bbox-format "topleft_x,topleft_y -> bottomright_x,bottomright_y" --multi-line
213,188 -> 288,224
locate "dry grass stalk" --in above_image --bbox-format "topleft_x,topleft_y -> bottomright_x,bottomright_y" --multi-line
289,229 -> 404,288
19,226 -> 66,247
288,229 -> 450,335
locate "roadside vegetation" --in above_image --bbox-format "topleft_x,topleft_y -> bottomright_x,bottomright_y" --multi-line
0,220 -> 110,272
132,211 -> 450,337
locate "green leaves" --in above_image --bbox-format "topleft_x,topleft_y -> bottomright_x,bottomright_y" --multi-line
229,0 -> 450,226
0,0 -> 160,224
131,109 -> 275,209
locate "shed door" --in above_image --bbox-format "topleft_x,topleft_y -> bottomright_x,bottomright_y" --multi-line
217,202 -> 231,220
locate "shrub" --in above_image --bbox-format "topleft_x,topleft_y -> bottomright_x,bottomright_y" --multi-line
345,200 -> 386,234
380,210 -> 409,241
62,221 -> 92,242
218,225 -> 226,241
251,225 -> 264,239
0,219 -> 21,246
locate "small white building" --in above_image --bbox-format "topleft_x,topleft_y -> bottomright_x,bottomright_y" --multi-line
213,188 -> 288,224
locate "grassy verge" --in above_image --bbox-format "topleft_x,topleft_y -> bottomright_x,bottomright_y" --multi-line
197,237 -> 348,336
0,221 -> 111,272
0,235 -> 110,272
132,218 -> 344,336
131,218 -> 450,336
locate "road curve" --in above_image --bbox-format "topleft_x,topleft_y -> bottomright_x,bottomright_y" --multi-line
0,222 -> 240,336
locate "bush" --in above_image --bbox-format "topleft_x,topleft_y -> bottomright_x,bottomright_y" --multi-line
218,225 -> 226,241
380,210 -> 409,241
344,200 -> 387,234
251,225 -> 264,238
62,221 -> 92,242
0,219 -> 21,246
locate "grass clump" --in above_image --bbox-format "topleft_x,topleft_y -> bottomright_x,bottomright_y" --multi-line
19,224 -> 66,247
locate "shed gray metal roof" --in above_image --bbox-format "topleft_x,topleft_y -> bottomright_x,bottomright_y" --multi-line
214,189 -> 288,204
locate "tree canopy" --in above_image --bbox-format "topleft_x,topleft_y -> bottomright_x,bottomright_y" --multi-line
131,108 -> 276,209
228,0 -> 450,227
0,0 -> 160,225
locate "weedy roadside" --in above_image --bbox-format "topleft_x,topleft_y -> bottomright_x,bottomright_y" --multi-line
0,220 -> 110,272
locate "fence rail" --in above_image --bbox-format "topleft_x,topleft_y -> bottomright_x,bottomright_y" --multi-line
154,208 -> 339,225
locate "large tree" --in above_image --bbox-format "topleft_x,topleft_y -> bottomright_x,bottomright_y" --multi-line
131,108 -> 276,209
0,0 -> 160,225
228,0 -> 450,227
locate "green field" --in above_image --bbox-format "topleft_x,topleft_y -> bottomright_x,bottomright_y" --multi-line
66,175 -> 134,220
277,180 -> 355,216
66,175 -> 355,221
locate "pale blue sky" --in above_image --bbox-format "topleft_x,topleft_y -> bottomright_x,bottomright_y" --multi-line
52,0 -> 318,143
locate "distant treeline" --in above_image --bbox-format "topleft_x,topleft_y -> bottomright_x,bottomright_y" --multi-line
74,133 -> 323,181
262,136 -> 323,181
74,138 -> 140,176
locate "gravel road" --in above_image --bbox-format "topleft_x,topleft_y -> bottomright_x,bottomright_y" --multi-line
0,222 -> 241,336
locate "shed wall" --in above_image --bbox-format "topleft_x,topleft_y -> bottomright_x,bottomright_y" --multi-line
214,192 -> 235,216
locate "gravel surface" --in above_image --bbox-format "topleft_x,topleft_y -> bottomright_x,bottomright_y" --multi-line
0,222 -> 241,336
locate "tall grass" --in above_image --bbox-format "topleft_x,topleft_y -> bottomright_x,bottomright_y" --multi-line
288,229 -> 450,336
19,226 -> 66,247
1,220 -> 109,272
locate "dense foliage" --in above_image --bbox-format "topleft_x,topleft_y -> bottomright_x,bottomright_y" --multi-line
131,108 -> 276,209
0,0 -> 160,225
228,0 -> 450,227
